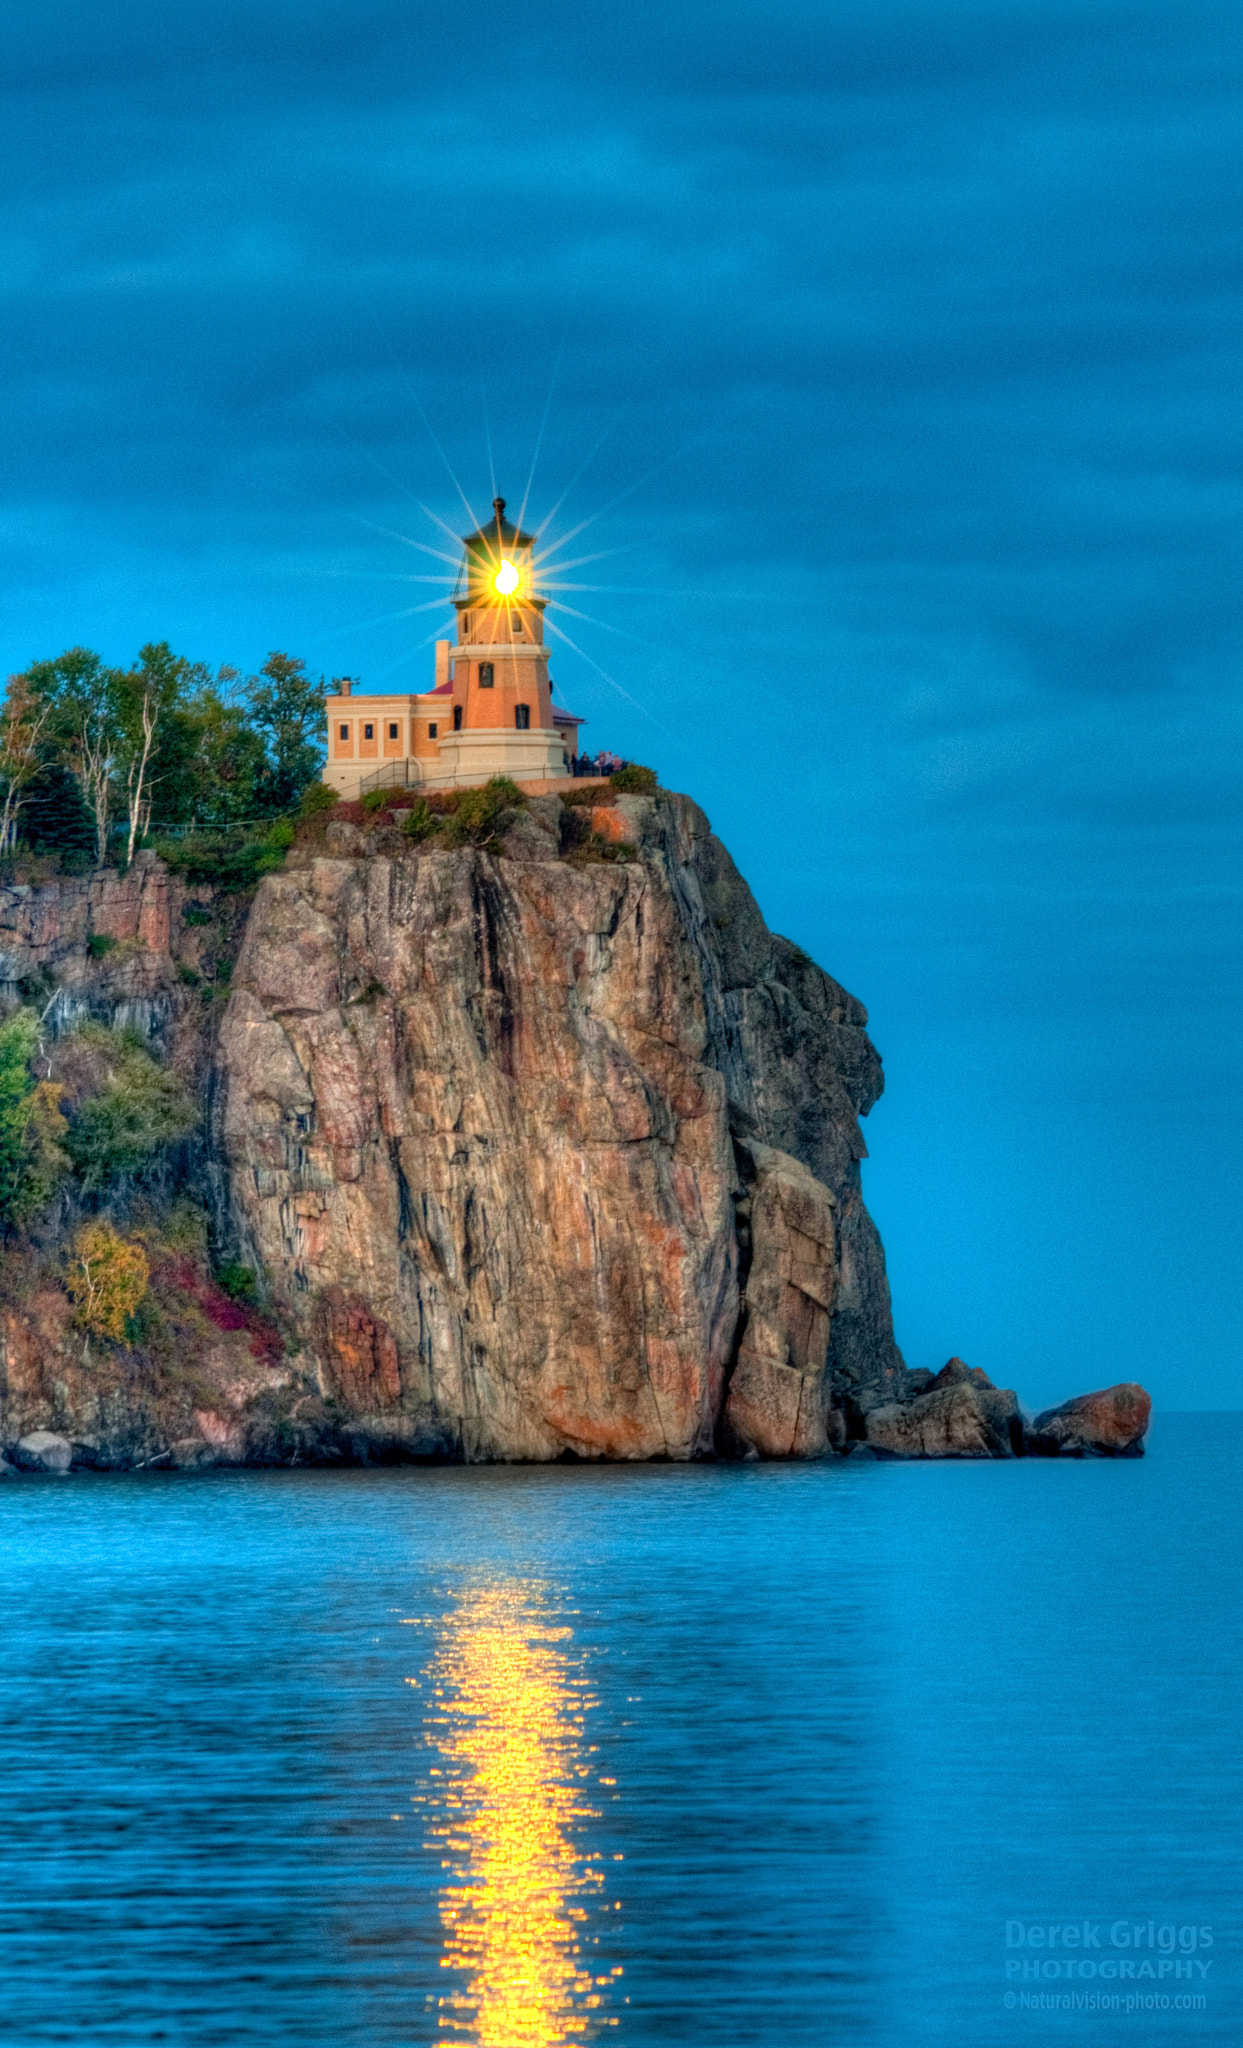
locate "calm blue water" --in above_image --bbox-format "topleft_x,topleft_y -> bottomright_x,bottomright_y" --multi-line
1,1415 -> 1237,2046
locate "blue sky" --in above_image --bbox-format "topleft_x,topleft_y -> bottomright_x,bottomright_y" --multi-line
3,0 -> 1240,1408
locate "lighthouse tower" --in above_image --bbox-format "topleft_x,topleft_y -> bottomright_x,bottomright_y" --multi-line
321,496 -> 584,799
440,497 -> 569,783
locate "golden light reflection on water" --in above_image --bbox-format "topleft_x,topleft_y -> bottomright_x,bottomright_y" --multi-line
413,1584 -> 622,2044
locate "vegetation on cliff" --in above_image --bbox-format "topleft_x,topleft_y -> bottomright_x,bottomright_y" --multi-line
0,864 -> 296,1461
55,1025 -> 198,1191
0,643 -> 329,865
0,1011 -> 69,1231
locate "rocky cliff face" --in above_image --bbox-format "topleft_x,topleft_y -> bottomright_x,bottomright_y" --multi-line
0,789 -> 1151,1469
215,790 -> 905,1461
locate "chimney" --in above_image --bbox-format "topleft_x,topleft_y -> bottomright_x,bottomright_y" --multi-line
333,675 -> 354,698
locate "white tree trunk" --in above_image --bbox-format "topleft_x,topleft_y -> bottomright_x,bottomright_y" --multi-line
124,689 -> 159,865
78,722 -> 115,866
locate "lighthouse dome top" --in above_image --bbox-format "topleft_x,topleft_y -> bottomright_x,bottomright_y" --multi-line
461,496 -> 537,553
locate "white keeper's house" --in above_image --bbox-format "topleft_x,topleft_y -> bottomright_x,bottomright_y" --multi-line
322,498 -> 585,799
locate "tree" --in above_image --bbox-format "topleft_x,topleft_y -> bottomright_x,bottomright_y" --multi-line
15,639 -> 329,852
248,652 -> 326,812
23,648 -> 119,864
0,674 -> 51,854
69,1222 -> 149,1341
21,763 -> 95,859
0,1011 -> 68,1231
115,642 -> 194,863
173,667 -> 267,827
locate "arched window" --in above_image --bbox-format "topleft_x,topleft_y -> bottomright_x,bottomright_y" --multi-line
515,704 -> 530,731
453,705 -> 463,732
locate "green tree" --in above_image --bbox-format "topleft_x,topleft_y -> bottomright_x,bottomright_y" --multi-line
248,652 -> 326,813
113,641 -> 202,861
24,648 -> 119,863
178,670 -> 267,826
0,1011 -> 69,1230
21,763 -> 95,859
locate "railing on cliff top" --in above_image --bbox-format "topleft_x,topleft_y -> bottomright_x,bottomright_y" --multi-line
357,754 -> 626,797
138,818 -> 277,841
357,761 -> 422,796
142,751 -> 632,834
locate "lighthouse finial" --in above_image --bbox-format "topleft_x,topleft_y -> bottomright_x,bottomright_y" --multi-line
493,496 -> 506,522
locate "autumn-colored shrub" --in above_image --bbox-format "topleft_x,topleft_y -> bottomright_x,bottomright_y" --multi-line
70,1222 -> 150,1341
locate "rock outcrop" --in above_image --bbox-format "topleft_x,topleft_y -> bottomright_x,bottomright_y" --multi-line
1028,1383 -> 1152,1458
0,852 -> 181,1039
9,1429 -> 72,1474
214,790 -> 900,1461
864,1356 -> 1025,1459
721,1141 -> 837,1459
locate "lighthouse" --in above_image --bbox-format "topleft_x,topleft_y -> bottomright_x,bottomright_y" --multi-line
322,497 -> 584,799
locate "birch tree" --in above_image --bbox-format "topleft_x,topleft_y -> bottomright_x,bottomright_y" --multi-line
121,677 -> 159,864
0,674 -> 50,854
22,649 -> 118,865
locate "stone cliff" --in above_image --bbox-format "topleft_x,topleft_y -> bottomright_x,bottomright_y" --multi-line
0,785 -> 1149,1468
216,788 -> 905,1460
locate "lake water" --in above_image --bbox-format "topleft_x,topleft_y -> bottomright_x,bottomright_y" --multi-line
1,1415 -> 1238,2046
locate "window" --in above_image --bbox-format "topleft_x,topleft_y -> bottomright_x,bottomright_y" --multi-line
364,723 -> 374,740
515,704 -> 530,731
339,724 -> 349,741
428,723 -> 438,740
462,613 -> 471,635
388,722 -> 399,740
479,663 -> 494,688
453,706 -> 463,731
